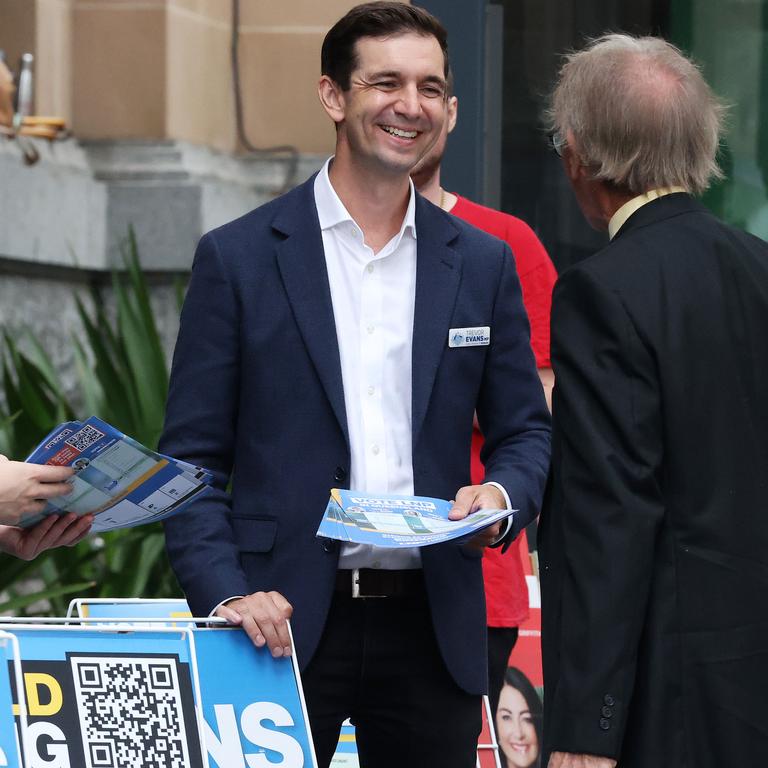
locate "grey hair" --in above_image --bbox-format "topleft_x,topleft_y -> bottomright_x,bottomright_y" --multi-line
546,33 -> 726,195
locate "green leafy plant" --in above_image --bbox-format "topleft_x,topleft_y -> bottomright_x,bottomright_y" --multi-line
0,230 -> 186,615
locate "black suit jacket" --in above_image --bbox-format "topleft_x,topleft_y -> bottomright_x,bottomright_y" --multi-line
539,194 -> 768,767
161,175 -> 551,695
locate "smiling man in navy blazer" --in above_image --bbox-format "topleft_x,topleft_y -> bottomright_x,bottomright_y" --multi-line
160,4 -> 550,767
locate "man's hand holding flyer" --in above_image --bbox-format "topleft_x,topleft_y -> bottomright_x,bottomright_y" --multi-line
317,488 -> 514,548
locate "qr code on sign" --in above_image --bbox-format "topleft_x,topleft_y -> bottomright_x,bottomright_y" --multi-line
70,655 -> 196,768
65,424 -> 105,453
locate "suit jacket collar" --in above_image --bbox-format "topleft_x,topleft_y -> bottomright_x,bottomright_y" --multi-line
273,175 -> 350,448
411,195 -> 463,443
614,192 -> 708,240
271,175 -> 463,450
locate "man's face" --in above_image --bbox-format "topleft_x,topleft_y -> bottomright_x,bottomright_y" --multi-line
410,94 -> 457,189
324,32 -> 448,177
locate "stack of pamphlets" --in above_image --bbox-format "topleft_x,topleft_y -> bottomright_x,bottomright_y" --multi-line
23,416 -> 213,532
317,488 -> 514,548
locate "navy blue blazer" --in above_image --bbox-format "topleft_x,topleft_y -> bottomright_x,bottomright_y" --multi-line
161,175 -> 550,695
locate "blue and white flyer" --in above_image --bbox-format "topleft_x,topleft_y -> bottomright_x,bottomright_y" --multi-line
22,416 -> 213,532
317,488 -> 514,548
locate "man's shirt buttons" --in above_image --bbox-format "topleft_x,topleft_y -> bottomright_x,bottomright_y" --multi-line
603,694 -> 615,707
599,718 -> 611,731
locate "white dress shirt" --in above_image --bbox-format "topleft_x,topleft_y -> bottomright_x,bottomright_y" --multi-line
315,159 -> 421,570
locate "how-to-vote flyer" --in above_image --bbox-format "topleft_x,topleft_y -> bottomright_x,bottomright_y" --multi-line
22,416 -> 213,532
317,488 -> 514,548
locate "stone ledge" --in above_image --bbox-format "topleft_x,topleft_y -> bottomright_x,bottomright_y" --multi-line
0,136 -> 325,271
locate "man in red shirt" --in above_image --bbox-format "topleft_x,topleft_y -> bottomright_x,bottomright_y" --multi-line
411,84 -> 557,716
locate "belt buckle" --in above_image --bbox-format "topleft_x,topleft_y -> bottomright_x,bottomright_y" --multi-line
351,568 -> 386,599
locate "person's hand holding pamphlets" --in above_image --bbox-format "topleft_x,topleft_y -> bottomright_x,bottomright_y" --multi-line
317,488 -> 514,548
21,416 -> 213,532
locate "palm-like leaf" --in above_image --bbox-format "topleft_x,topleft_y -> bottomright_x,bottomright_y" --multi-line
0,231 -> 186,615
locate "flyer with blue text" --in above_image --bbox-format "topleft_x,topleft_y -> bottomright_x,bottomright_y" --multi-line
317,488 -> 513,548
22,416 -> 213,532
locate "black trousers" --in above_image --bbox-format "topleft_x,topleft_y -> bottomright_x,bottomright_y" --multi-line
486,626 -> 519,718
301,585 -> 481,768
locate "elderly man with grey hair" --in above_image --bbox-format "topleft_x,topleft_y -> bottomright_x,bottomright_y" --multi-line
538,34 -> 768,768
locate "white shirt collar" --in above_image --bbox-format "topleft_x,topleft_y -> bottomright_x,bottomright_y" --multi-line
314,157 -> 417,243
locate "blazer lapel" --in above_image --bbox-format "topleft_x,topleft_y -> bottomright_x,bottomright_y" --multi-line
273,178 -> 349,448
411,197 -> 463,444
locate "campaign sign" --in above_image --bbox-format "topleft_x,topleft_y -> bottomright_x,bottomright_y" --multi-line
63,599 -> 317,767
330,720 -> 359,768
508,541 -> 543,688
476,696 -> 502,768
193,628 -> 316,768
68,598 -> 193,624
1,625 -> 204,768
0,633 -> 22,768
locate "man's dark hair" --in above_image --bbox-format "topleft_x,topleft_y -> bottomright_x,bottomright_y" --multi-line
321,2 -> 449,90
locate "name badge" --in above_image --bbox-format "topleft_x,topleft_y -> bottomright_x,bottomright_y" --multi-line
448,326 -> 491,348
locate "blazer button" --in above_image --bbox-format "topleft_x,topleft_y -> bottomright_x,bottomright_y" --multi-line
322,539 -> 338,553
603,694 -> 615,707
599,718 -> 611,731
601,706 -> 613,718
333,467 -> 347,483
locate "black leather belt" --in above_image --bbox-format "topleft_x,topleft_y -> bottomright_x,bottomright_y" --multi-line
335,568 -> 424,598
